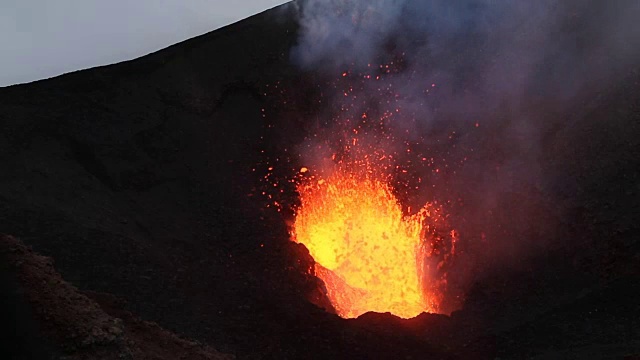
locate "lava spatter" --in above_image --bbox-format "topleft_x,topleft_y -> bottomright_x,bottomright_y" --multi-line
292,163 -> 438,319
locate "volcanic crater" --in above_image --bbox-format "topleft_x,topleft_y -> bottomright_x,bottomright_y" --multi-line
1,1 -> 640,359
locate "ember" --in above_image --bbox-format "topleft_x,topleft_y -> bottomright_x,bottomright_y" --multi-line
292,163 -> 440,319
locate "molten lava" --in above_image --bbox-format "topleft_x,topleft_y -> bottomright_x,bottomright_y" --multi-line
293,168 -> 436,319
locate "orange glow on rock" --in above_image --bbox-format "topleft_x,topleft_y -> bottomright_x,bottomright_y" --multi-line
292,167 -> 437,319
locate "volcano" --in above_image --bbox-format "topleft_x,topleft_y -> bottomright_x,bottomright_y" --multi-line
1,1 -> 640,359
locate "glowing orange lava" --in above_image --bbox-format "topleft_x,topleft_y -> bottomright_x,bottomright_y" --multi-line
292,168 -> 436,319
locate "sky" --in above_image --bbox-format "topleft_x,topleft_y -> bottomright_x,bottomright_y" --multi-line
0,0 -> 290,87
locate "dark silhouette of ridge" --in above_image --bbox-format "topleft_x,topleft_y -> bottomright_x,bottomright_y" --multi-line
1,1 -> 639,359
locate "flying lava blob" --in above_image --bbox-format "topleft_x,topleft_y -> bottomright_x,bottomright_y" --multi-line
292,164 -> 439,319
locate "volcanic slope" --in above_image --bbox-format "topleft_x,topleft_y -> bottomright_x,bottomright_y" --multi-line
0,234 -> 233,360
1,1 -> 639,359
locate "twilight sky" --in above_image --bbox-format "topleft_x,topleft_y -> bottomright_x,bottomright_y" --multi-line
0,0 -> 289,87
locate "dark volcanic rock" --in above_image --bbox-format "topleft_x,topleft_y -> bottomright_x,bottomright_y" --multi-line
0,234 -> 232,359
0,1 -> 639,359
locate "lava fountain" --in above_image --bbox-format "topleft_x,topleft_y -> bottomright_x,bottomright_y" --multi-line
292,163 -> 440,319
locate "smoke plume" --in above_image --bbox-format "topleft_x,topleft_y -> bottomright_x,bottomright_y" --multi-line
285,0 -> 640,312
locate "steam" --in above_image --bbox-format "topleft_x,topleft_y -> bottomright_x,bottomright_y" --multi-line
286,0 -> 640,311
292,0 -> 640,112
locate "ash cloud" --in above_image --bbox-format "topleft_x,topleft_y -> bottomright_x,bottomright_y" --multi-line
292,0 -> 640,112
287,0 -> 640,311
292,0 -> 640,113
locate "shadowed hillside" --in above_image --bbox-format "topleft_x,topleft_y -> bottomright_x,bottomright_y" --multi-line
1,1 -> 639,359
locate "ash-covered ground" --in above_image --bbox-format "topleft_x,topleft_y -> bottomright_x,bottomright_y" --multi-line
1,1 -> 639,359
